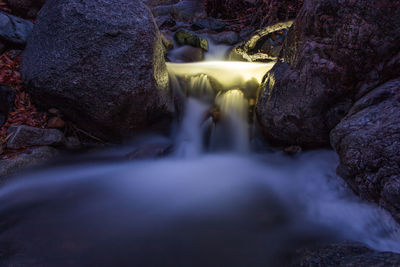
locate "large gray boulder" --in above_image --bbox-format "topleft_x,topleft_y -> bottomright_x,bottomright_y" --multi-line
331,79 -> 400,223
21,0 -> 175,141
256,0 -> 400,148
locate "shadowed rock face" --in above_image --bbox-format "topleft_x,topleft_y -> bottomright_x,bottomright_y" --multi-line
290,242 -> 400,266
7,0 -> 46,18
331,79 -> 400,223
256,0 -> 400,148
21,0 -> 175,141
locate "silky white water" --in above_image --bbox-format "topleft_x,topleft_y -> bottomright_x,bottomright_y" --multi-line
0,60 -> 399,265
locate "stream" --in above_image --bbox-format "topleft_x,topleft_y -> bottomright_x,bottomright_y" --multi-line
0,45 -> 400,266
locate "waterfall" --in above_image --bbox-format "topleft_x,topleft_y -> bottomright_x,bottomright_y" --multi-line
174,98 -> 210,157
210,89 -> 249,153
167,61 -> 274,153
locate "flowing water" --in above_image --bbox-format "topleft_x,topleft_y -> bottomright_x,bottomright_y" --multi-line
0,57 -> 400,266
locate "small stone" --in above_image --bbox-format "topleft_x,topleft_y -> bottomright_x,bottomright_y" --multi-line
48,108 -> 61,116
47,117 -> 65,129
7,125 -> 65,149
0,11 -> 33,47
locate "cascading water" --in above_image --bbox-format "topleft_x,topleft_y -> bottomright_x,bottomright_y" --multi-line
0,49 -> 400,266
210,89 -> 249,153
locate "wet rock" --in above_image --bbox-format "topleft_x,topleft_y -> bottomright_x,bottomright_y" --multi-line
192,18 -> 228,32
21,0 -> 175,141
209,31 -> 239,45
167,45 -> 203,62
0,11 -> 33,48
0,146 -> 59,181
289,242 -> 400,266
330,79 -> 400,223
7,0 -> 46,18
174,29 -> 209,51
256,0 -> 400,148
155,15 -> 176,29
229,21 -> 292,62
0,85 -> 15,127
6,125 -> 65,149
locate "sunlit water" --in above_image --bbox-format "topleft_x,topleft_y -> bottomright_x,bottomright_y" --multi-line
0,57 -> 400,266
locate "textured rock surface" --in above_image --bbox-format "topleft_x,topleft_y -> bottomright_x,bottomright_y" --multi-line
7,125 -> 65,149
256,0 -> 400,148
0,85 -> 15,126
209,31 -> 239,45
21,0 -> 175,141
143,0 -> 179,7
331,79 -> 400,223
174,29 -> 209,51
290,242 -> 400,266
0,11 -> 33,47
7,0 -> 46,18
0,146 -> 59,181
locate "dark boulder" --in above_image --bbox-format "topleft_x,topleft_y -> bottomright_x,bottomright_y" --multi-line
256,0 -> 400,148
0,11 -> 33,48
331,79 -> 400,223
21,0 -> 175,141
0,85 -> 15,127
7,0 -> 46,18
